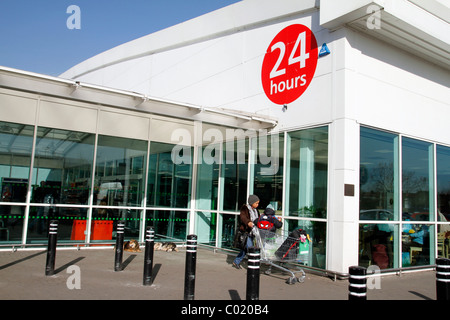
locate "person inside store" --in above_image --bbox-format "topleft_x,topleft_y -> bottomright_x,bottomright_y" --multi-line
402,216 -> 430,265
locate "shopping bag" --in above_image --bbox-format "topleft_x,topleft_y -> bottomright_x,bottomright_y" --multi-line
298,241 -> 310,263
233,230 -> 248,250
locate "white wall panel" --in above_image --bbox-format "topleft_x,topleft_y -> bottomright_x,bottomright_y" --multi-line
0,91 -> 37,125
349,32 -> 450,144
98,109 -> 149,140
39,99 -> 97,133
150,117 -> 194,145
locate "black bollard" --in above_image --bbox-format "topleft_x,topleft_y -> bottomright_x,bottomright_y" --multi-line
246,247 -> 260,300
45,220 -> 58,276
143,226 -> 155,286
436,258 -> 450,300
114,220 -> 125,272
184,234 -> 197,300
348,266 -> 367,300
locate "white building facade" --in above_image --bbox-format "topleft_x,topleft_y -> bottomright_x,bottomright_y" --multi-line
1,0 -> 449,275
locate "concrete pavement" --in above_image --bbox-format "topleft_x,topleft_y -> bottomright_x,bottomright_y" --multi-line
0,246 -> 438,301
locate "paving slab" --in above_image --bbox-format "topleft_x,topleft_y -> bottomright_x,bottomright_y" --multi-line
0,246 -> 438,302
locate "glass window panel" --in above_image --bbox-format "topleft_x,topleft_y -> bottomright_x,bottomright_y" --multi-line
196,145 -> 219,210
0,121 -> 34,203
402,137 -> 434,222
218,213 -> 240,250
91,207 -> 129,221
252,133 -> 284,211
0,205 -> 25,243
90,208 -> 142,243
437,224 -> 450,259
147,142 -> 192,208
285,219 -> 327,269
31,127 -> 95,206
94,135 -> 147,207
26,206 -> 88,243
401,223 -> 433,267
145,210 -> 189,242
120,209 -> 142,239
222,139 -> 248,211
360,127 -> 399,221
359,223 -> 398,269
286,127 -> 328,218
437,145 -> 450,223
195,211 -> 216,246
437,145 -> 450,259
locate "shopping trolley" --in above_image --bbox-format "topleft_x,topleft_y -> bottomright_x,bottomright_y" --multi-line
253,227 -> 307,284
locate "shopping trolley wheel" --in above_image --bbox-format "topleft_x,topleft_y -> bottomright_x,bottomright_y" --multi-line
264,265 -> 272,275
297,270 -> 306,283
286,276 -> 297,285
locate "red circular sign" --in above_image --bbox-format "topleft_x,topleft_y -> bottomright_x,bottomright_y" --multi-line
261,24 -> 318,105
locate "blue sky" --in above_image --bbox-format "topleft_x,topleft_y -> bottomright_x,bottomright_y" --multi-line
0,0 -> 241,76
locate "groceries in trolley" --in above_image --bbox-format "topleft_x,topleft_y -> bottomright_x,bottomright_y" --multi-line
253,226 -> 311,284
275,228 -> 311,261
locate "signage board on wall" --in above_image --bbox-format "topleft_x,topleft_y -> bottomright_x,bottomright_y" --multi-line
261,24 -> 318,105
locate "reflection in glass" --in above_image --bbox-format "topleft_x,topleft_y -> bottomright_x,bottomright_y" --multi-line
26,206 -> 88,243
91,208 -> 142,241
285,219 -> 326,269
437,224 -> 450,259
252,133 -> 284,210
401,223 -> 433,267
437,145 -> 450,223
147,142 -> 192,208
222,139 -> 248,211
219,213 -> 239,250
0,121 -> 34,203
286,127 -> 328,218
31,127 -> 95,206
94,135 -> 147,207
0,205 -> 25,242
402,138 -> 434,222
437,145 -> 450,259
145,210 -> 188,242
359,223 -> 398,269
195,211 -> 216,246
196,145 -> 219,210
360,127 -> 399,220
